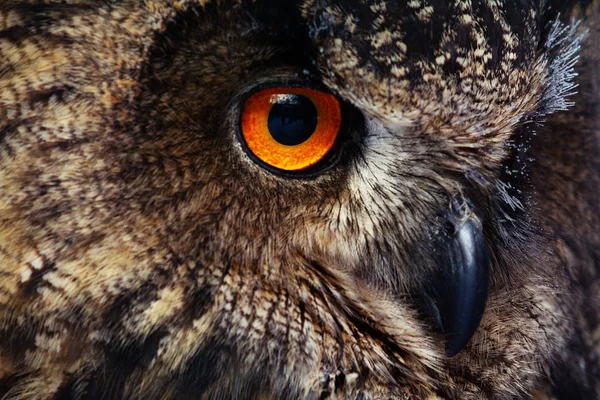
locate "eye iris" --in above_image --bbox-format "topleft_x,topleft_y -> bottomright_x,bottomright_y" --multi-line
267,94 -> 318,146
240,87 -> 342,172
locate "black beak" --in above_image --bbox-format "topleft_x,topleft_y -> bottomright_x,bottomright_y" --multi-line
423,201 -> 490,356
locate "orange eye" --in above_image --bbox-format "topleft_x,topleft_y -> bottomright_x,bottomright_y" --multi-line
240,87 -> 342,171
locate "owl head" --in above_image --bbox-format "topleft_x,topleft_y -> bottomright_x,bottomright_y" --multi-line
0,1 -> 591,399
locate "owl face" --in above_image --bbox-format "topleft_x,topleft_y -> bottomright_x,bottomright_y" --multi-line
0,1 -> 592,399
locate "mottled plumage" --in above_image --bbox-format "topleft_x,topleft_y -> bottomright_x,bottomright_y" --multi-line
0,1 -> 598,399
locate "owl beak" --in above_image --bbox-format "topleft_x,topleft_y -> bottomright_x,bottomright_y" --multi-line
423,206 -> 490,357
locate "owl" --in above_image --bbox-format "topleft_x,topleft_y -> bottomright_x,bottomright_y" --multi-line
0,0 -> 598,399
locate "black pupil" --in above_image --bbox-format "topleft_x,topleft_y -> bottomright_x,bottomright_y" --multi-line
267,94 -> 318,146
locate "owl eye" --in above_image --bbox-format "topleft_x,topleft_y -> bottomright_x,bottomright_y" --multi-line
240,87 -> 342,171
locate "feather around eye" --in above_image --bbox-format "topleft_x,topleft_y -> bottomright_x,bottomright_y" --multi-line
240,87 -> 341,171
